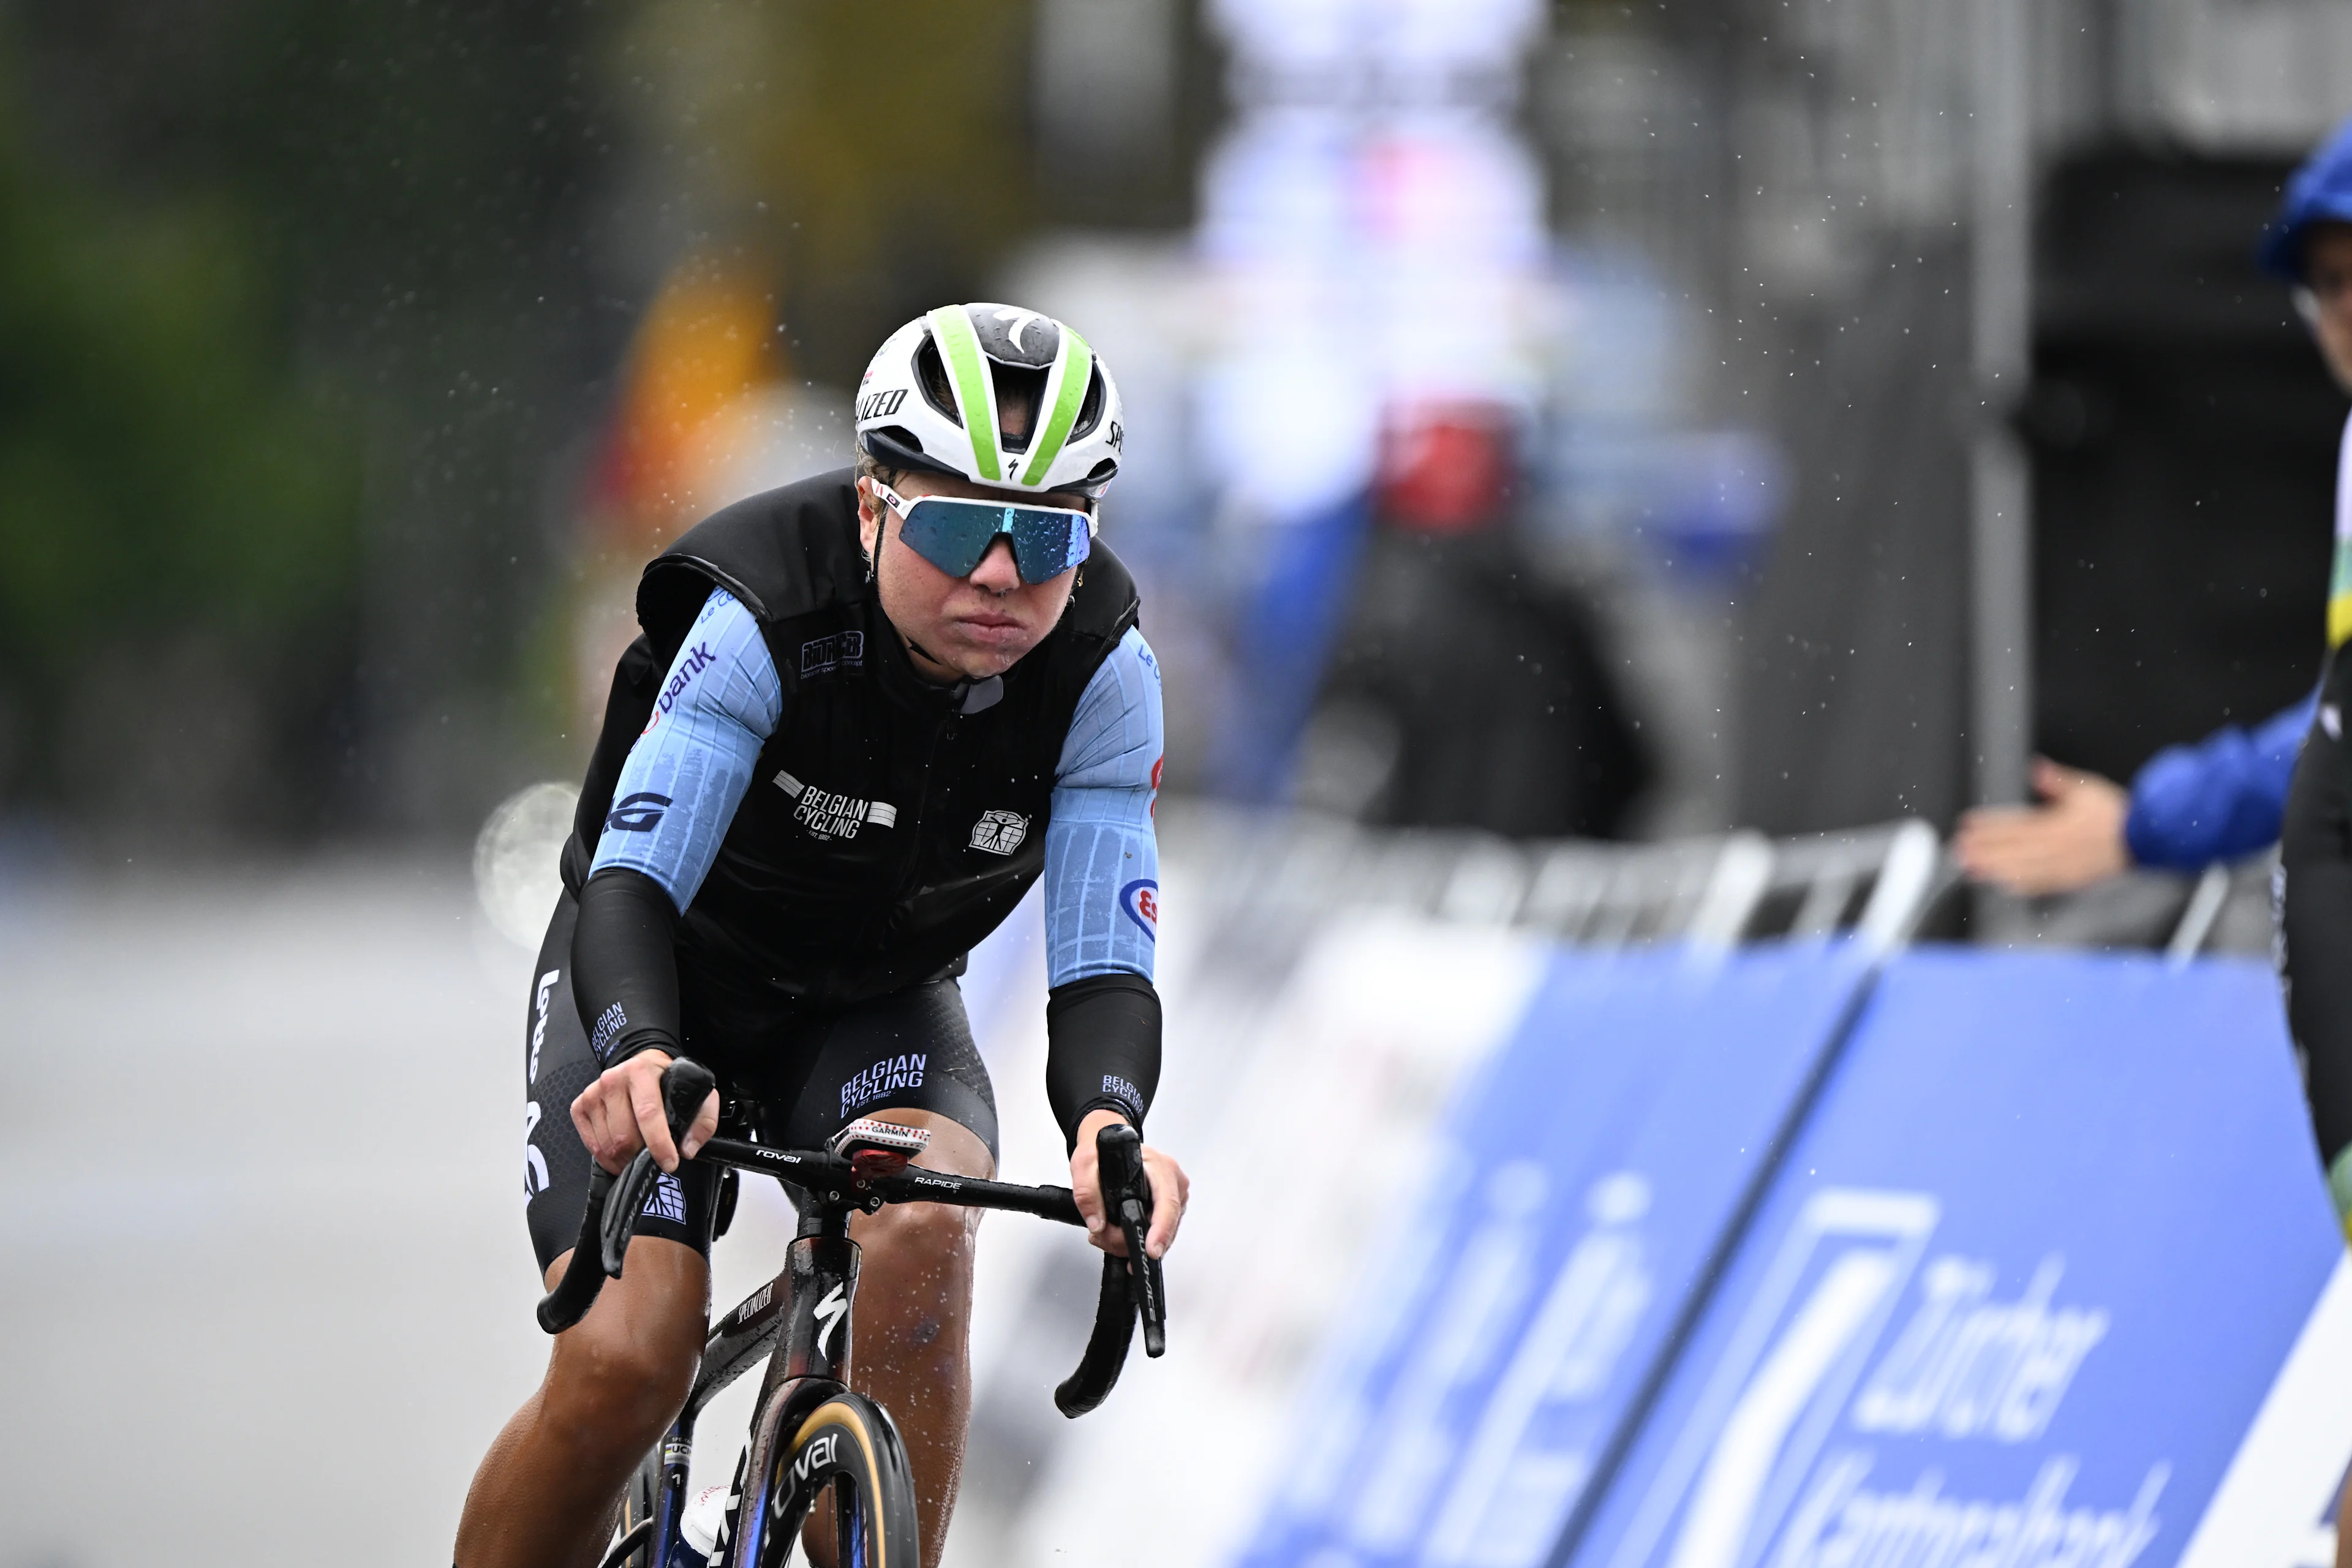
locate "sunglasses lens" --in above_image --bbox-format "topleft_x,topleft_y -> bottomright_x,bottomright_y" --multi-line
1008,512 -> 1091,581
898,498 -> 1091,584
897,500 -> 998,577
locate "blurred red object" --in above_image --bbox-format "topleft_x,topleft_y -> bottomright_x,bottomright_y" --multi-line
1377,402 -> 1515,532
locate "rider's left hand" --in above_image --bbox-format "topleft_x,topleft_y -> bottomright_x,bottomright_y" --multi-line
1069,1107 -> 1188,1261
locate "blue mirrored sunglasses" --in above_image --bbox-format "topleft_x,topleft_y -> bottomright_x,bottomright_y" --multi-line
872,481 -> 1093,584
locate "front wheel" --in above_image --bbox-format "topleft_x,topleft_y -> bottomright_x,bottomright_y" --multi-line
748,1390 -> 920,1568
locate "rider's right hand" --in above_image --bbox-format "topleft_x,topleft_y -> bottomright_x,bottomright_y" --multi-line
571,1050 -> 722,1175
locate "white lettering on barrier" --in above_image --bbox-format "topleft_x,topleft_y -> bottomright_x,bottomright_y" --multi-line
1670,1248 -> 1903,1568
1852,1254 -> 2109,1442
1610,1188 -> 1939,1568
1347,1163 -> 1551,1555
1770,1452 -> 2165,1568
1615,1189 -> 2160,1568
1423,1172 -> 1657,1567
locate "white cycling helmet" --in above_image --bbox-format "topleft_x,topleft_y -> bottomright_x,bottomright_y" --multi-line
856,303 -> 1123,500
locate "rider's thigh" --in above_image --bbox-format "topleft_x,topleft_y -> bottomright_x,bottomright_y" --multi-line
541,1235 -> 710,1443
848,1109 -> 995,1258
772,978 -> 1002,1171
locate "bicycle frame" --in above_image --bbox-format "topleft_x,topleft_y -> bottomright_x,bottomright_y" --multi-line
609,1133 -> 1146,1567
640,1160 -> 864,1568
537,1058 -> 1165,1568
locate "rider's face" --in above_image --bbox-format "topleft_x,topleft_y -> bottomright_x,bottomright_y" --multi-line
859,472 -> 1091,683
2304,222 -> 2352,393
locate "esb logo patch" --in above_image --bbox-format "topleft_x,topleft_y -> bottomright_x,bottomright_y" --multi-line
1120,878 -> 1159,940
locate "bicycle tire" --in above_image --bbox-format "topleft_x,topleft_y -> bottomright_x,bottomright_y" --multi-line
748,1390 -> 920,1568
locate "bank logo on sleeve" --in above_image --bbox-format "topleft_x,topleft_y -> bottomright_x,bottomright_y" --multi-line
969,809 -> 1028,854
641,641 -> 719,734
774,770 -> 897,840
1120,878 -> 1159,938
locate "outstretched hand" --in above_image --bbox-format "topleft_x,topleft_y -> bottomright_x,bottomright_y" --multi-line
571,1050 -> 721,1175
1069,1107 -> 1188,1261
1954,756 -> 2132,897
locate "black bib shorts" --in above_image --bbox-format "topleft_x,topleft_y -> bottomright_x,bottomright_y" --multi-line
519,891 -> 1001,1273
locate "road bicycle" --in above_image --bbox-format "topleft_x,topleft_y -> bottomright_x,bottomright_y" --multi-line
536,1057 -> 1166,1568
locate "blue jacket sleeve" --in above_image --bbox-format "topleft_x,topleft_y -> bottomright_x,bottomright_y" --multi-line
2123,688 -> 2318,869
587,587 -> 783,911
1043,627 -> 1165,986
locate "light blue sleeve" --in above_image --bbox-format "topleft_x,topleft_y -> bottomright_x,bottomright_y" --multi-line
1044,627 -> 1165,986
589,587 -> 784,911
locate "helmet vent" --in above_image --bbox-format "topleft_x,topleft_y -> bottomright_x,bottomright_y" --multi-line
992,363 -> 1049,452
1069,364 -> 1107,442
914,335 -> 961,426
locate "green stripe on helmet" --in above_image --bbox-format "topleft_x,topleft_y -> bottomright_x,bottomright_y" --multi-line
1018,327 -> 1093,488
928,305 -> 1001,482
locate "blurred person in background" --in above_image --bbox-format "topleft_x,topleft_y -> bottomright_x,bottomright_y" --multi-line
1298,404 -> 1651,836
1956,125 -> 2352,900
455,306 -> 1188,1568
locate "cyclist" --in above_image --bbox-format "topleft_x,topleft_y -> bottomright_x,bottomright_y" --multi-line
454,303 -> 1189,1568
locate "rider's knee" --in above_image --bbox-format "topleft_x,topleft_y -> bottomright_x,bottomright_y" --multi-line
543,1262 -> 703,1444
551,1316 -> 698,1440
858,1199 -> 976,1276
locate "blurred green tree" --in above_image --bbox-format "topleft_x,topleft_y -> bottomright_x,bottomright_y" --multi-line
0,0 -> 1077,848
0,0 -> 630,843
0,39 -> 358,843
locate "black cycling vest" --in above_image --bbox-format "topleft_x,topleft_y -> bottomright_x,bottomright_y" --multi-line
562,467 -> 1140,1014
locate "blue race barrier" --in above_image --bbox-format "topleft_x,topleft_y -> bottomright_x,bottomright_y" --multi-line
1238,941 -> 1874,1568
1562,948 -> 2339,1568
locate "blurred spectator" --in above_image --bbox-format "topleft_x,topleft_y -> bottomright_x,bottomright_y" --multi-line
1956,127 -> 2352,897
1297,405 -> 1650,837
1953,712 -> 2310,896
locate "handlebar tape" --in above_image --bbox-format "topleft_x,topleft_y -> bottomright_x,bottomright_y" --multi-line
1054,1253 -> 1134,1417
601,1058 -> 721,1276
535,1057 -> 720,1334
537,1164 -> 617,1334
1054,1123 -> 1168,1415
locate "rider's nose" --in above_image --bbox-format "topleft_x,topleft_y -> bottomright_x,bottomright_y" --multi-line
968,537 -> 1020,592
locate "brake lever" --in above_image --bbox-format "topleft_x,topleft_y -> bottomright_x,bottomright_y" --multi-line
1095,1125 -> 1167,1359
